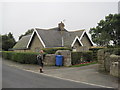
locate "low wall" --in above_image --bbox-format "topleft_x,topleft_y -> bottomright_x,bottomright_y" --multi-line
98,49 -> 120,77
44,50 -> 72,66
110,55 -> 120,77
55,50 -> 71,66
44,54 -> 55,66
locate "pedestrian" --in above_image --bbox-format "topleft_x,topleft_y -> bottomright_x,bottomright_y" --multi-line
37,50 -> 45,73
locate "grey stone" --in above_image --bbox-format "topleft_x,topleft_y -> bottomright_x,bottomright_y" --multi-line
44,54 -> 55,66
55,50 -> 71,66
110,55 -> 120,77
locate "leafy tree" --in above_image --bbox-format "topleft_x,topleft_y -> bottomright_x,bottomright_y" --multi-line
2,32 -> 16,51
89,14 -> 120,47
19,29 -> 34,40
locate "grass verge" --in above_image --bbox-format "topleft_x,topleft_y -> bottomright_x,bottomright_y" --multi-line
70,62 -> 97,67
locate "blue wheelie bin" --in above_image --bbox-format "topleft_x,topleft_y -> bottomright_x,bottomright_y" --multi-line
56,55 -> 63,66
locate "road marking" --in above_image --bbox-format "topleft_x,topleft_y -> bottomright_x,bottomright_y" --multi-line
24,69 -> 114,88
7,64 -> 115,89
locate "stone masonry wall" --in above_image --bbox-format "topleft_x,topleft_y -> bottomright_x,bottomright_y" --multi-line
44,54 -> 55,66
110,55 -> 120,77
98,49 -> 120,77
55,50 -> 71,66
43,50 -> 72,67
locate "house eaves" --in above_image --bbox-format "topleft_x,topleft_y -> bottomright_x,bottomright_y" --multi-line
71,36 -> 83,47
79,30 -> 94,46
26,28 -> 46,48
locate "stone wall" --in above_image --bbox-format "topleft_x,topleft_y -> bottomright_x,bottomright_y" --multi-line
55,50 -> 71,66
30,33 -> 44,52
43,50 -> 72,67
98,49 -> 120,77
81,33 -> 92,47
44,54 -> 55,66
110,55 -> 120,77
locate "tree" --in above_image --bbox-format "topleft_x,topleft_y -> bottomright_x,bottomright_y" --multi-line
2,32 -> 16,51
19,29 -> 34,40
89,14 -> 120,47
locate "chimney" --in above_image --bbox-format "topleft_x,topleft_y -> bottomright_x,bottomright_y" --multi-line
58,21 -> 65,31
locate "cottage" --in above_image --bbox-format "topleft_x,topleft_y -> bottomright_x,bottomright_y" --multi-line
13,22 -> 93,52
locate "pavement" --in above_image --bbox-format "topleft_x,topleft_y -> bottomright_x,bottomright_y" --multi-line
2,58 -> 120,89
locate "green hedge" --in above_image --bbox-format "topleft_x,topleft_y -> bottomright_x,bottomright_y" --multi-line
42,47 -> 72,54
2,51 -> 39,64
71,51 -> 93,65
89,47 -> 105,61
2,51 -> 14,60
103,48 -> 120,55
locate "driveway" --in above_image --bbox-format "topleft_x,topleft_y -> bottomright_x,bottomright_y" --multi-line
2,58 -> 119,89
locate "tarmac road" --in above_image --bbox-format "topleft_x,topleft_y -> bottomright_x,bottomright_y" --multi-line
2,63 -> 110,89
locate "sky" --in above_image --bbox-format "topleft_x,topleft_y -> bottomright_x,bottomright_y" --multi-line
0,1 -> 119,41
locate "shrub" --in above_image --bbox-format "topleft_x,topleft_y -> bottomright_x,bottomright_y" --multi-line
89,47 -> 105,61
71,51 -> 93,65
2,51 -> 39,64
42,47 -> 72,54
2,51 -> 13,60
103,48 -> 120,55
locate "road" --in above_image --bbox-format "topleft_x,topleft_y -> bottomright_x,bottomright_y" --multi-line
2,63 -> 116,89
0,58 -> 2,90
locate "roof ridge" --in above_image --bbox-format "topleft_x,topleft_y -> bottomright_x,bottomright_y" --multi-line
35,28 -> 48,30
35,27 -> 59,31
48,27 -> 59,30
69,29 -> 85,32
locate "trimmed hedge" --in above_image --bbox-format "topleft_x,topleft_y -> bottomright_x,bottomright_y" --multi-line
71,51 -> 93,65
42,47 -> 72,54
2,51 -> 13,60
89,47 -> 105,61
2,51 -> 39,64
102,48 -> 120,55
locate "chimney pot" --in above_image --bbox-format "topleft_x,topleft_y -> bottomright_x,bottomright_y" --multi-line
58,21 -> 65,31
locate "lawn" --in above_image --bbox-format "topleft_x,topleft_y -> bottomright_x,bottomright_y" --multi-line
71,62 -> 97,67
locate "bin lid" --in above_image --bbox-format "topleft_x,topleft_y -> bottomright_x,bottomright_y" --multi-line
56,55 -> 63,57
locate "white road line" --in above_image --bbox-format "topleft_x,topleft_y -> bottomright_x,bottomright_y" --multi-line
7,64 -> 114,89
24,69 -> 114,89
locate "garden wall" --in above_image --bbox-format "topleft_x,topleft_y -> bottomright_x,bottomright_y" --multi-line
98,48 -> 120,77
2,50 -> 94,67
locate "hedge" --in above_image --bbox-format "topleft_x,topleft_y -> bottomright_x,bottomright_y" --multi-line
89,47 -> 105,61
42,47 -> 72,54
103,48 -> 120,55
89,47 -> 120,61
2,51 -> 39,64
71,51 -> 93,65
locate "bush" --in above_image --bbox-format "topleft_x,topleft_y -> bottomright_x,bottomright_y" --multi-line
89,47 -> 105,61
103,48 -> 120,55
71,51 -> 93,65
2,51 -> 13,60
42,47 -> 72,54
2,51 -> 39,64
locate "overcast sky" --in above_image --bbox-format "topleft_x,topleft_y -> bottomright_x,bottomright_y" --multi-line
0,1 -> 119,41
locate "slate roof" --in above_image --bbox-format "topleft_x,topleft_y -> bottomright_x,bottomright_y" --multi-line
13,27 -> 87,50
36,28 -> 62,47
63,30 -> 84,46
36,28 -> 84,48
13,35 -> 31,50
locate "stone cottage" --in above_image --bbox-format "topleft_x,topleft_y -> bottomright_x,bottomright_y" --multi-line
13,22 -> 93,52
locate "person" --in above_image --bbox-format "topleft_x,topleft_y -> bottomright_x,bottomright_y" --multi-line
37,50 -> 45,73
